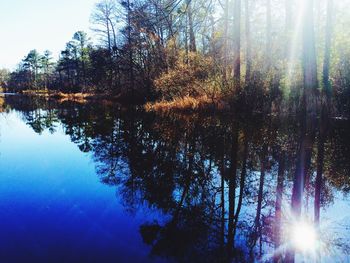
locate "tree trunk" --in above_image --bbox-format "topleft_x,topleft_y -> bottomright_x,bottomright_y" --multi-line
245,0 -> 252,83
220,156 -> 225,255
233,132 -> 248,238
233,0 -> 242,91
227,123 -> 239,259
302,0 -> 318,113
187,0 -> 196,52
315,111 -> 328,224
323,0 -> 334,97
109,18 -> 117,49
273,152 -> 285,262
126,0 -> 134,94
107,19 -> 111,51
250,142 -> 268,258
223,0 -> 229,81
266,0 -> 272,70
286,115 -> 316,262
314,130 -> 324,225
255,143 -> 267,229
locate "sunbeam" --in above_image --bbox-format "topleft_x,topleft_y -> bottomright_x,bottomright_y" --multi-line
286,0 -> 305,87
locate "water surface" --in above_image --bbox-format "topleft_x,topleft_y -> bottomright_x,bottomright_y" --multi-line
1,95 -> 350,262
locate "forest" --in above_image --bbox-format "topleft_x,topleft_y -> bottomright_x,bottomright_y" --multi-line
1,1 -> 350,262
0,0 -> 350,115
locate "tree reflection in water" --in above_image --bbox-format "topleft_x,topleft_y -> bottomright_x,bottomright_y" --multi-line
4,95 -> 350,262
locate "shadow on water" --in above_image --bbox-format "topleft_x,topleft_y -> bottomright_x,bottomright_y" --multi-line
2,95 -> 350,262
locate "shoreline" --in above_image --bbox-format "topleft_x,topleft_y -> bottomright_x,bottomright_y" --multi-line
5,91 -> 350,120
17,90 -> 119,103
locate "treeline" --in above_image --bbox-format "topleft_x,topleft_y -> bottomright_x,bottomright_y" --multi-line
2,0 -> 350,114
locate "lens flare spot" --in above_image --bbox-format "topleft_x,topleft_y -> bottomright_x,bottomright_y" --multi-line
291,221 -> 317,252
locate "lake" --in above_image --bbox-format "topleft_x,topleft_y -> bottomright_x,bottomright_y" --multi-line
1,94 -> 350,263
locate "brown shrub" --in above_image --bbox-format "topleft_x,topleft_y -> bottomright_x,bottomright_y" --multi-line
145,95 -> 230,113
154,51 -> 217,100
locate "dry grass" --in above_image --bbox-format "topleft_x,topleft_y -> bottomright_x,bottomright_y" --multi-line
21,90 -> 115,103
50,92 -> 92,103
21,90 -> 93,103
22,89 -> 50,96
145,95 -> 230,113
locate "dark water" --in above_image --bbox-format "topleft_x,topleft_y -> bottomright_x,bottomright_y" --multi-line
1,95 -> 350,263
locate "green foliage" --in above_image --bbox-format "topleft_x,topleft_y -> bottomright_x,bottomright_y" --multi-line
6,49 -> 56,91
57,31 -> 93,92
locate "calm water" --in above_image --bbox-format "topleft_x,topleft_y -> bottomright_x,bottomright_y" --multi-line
1,95 -> 350,263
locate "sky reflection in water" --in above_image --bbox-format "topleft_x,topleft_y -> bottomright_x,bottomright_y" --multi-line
0,95 -> 350,262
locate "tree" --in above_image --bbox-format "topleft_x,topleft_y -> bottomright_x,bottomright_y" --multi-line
223,0 -> 229,82
57,31 -> 91,91
23,49 -> 42,89
121,0 -> 135,90
245,0 -> 252,82
233,0 -> 241,91
90,0 -> 118,51
0,69 -> 10,90
302,0 -> 318,112
323,0 -> 334,97
73,31 -> 91,91
41,50 -> 54,90
186,0 -> 196,52
266,0 -> 272,70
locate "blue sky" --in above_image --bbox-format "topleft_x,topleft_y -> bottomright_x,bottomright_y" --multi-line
0,0 -> 97,70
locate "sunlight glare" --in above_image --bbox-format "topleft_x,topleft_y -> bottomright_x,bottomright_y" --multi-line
291,221 -> 317,252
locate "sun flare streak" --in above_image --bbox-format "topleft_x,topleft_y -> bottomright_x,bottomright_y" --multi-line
286,0 -> 305,85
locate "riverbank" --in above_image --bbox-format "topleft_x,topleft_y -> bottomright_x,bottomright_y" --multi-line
19,90 -> 118,103
17,90 -> 230,112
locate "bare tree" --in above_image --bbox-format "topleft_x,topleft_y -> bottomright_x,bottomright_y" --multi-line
91,0 -> 118,51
